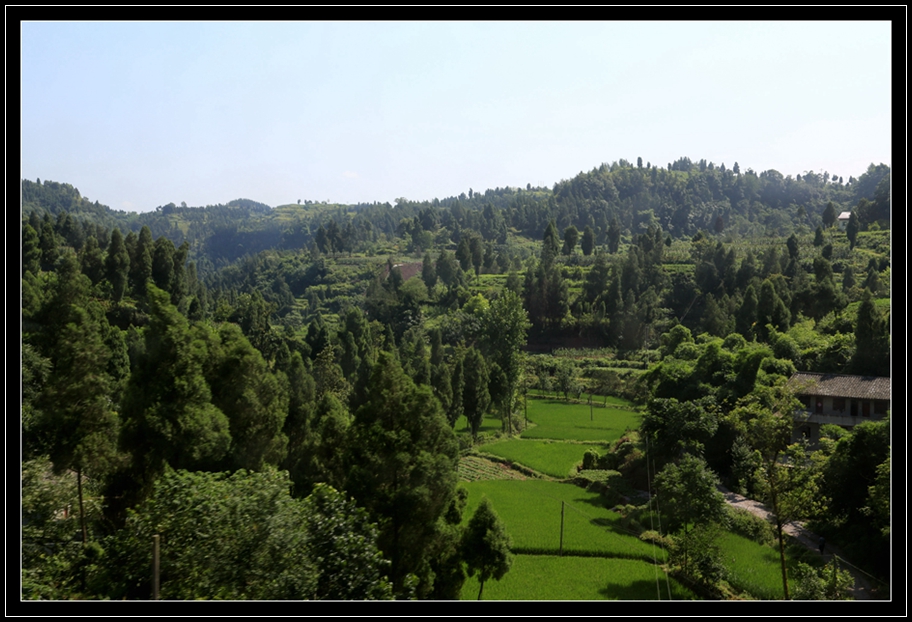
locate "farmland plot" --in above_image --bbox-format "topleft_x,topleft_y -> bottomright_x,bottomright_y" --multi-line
479,440 -> 590,479
521,397 -> 640,442
462,480 -> 656,560
460,555 -> 697,600
459,480 -> 694,600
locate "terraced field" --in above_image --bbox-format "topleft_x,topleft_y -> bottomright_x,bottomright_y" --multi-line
455,395 -> 814,600
459,455 -> 530,482
521,397 -> 640,442
477,439 -> 592,479
458,479 -> 694,600
461,555 -> 697,600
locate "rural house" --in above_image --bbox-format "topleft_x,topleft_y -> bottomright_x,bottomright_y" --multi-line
787,372 -> 890,443
837,211 -> 853,230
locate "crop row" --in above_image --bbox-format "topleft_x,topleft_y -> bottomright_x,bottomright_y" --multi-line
458,455 -> 530,482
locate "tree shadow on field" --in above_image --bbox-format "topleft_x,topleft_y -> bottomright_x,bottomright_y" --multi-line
573,493 -> 618,512
599,579 -> 682,600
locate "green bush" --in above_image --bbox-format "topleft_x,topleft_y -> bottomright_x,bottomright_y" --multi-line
792,560 -> 854,600
639,530 -> 673,549
670,523 -> 728,587
573,469 -> 627,506
582,449 -> 601,471
726,507 -> 776,546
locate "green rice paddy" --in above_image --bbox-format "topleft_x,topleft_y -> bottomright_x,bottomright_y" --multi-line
460,555 -> 697,600
521,397 -> 640,442
462,480 -> 656,560
479,440 -> 590,479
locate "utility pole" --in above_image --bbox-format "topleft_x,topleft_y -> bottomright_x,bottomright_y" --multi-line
152,535 -> 160,600
559,502 -> 565,557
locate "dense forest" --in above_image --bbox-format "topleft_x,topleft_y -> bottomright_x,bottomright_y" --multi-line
21,157 -> 891,600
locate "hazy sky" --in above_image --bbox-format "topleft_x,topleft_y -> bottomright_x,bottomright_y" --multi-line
21,21 -> 892,213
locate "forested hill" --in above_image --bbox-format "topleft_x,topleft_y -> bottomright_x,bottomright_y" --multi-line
21,156 -> 892,600
21,159 -> 890,271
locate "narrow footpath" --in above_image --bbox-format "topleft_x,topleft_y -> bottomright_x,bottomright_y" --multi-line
719,486 -> 878,600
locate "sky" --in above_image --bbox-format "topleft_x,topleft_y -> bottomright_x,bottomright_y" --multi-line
21,21 -> 893,213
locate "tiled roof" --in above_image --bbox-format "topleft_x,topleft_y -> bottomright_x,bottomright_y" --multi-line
788,372 -> 890,400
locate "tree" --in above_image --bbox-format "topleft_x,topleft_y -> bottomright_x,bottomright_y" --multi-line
469,235 -> 484,277
736,284 -> 758,338
582,251 -> 611,305
756,278 -> 790,338
462,347 -> 491,440
22,223 -> 41,276
641,397 -> 719,463
524,257 -> 569,331
300,483 -> 394,600
813,226 -> 824,247
863,449 -> 890,539
105,228 -> 130,302
436,250 -> 461,288
738,392 -> 826,600
36,305 -> 120,543
846,212 -> 860,250
654,455 -> 727,567
313,342 -> 352,403
786,234 -> 800,261
456,236 -> 473,273
850,289 -> 889,376
128,225 -> 153,296
346,352 -> 460,597
823,417 -> 889,526
542,220 -> 561,261
39,217 -> 59,271
580,225 -> 596,256
792,560 -> 854,600
462,497 -> 513,600
281,351 -> 318,495
448,352 -> 466,427
202,322 -> 290,471
562,225 -> 579,255
421,251 -> 437,292
701,294 -> 731,338
842,265 -> 856,292
115,285 -> 231,516
822,202 -> 837,228
714,215 -> 724,234
105,469 -> 310,599
607,217 -> 621,254
79,234 -> 105,286
315,224 -> 329,254
481,290 -> 530,434
104,470 -> 391,600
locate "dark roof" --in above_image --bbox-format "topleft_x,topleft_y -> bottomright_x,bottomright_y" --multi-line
788,372 -> 891,401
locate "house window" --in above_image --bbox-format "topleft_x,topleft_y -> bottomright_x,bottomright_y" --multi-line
851,400 -> 858,417
815,398 -> 823,415
874,400 -> 889,415
805,396 -> 814,410
832,398 -> 846,412
862,401 -> 871,417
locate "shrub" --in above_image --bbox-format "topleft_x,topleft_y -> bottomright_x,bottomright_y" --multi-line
726,507 -> 776,546
792,560 -> 854,600
573,469 -> 627,505
581,449 -> 601,471
670,523 -> 728,587
639,530 -> 673,549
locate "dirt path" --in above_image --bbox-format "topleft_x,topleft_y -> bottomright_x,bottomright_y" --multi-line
720,487 -> 877,600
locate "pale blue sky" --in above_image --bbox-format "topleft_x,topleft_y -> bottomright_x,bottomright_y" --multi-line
21,21 -> 892,213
